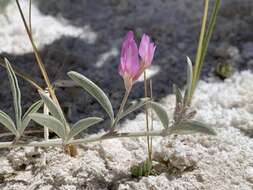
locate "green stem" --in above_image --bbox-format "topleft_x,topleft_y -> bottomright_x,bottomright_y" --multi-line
110,89 -> 131,132
0,130 -> 166,149
189,0 -> 209,104
198,0 -> 221,79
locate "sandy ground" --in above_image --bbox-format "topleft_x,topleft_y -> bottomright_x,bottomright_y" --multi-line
0,1 -> 253,189
0,70 -> 252,190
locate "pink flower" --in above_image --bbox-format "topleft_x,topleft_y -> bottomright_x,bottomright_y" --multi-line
118,31 -> 140,91
139,33 -> 156,68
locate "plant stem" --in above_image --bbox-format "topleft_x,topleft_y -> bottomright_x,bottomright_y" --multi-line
15,0 -> 59,105
149,79 -> 154,159
110,89 -> 131,132
43,89 -> 49,141
197,0 -> 221,80
189,0 -> 209,105
0,130 -> 166,149
144,71 -> 151,162
15,0 -> 78,156
28,0 -> 32,34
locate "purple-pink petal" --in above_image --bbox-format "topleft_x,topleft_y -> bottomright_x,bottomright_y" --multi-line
125,41 -> 139,76
139,33 -> 156,67
121,31 -> 134,58
147,43 -> 156,65
139,34 -> 150,60
119,31 -> 139,78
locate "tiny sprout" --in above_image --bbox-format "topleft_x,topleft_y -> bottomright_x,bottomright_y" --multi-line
131,159 -> 153,177
215,63 -> 233,79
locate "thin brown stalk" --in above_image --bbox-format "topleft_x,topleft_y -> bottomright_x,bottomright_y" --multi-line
15,0 -> 78,156
149,79 -> 153,157
144,71 -> 151,162
28,0 -> 32,34
15,0 -> 59,105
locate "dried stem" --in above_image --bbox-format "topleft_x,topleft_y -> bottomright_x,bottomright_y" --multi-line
43,89 -> 49,141
15,0 -> 78,155
15,0 -> 59,105
149,79 -> 154,157
28,0 -> 32,34
144,71 -> 151,162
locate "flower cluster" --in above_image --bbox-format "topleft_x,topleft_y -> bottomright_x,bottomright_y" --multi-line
118,31 -> 156,91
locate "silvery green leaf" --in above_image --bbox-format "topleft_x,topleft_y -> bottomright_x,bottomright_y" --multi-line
30,113 -> 65,139
68,71 -> 114,121
5,59 -> 22,129
0,110 -> 18,136
39,91 -> 66,125
150,102 -> 169,129
169,120 -> 216,135
20,100 -> 43,135
184,57 -> 193,105
67,117 -> 103,141
173,84 -> 183,105
119,98 -> 150,120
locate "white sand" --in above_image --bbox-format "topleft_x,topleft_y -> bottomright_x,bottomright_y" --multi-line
0,1 -> 96,54
0,1 -> 253,189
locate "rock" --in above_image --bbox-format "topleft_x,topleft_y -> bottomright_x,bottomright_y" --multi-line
215,44 -> 241,62
154,139 -> 201,171
242,42 -> 253,60
246,59 -> 253,70
245,166 -> 253,184
98,139 -> 137,175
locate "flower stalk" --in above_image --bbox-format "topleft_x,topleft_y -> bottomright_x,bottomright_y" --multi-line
110,88 -> 131,132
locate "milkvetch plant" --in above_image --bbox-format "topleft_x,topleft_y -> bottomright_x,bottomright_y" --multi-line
0,1 -> 220,178
0,31 -> 215,152
68,31 -> 153,136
